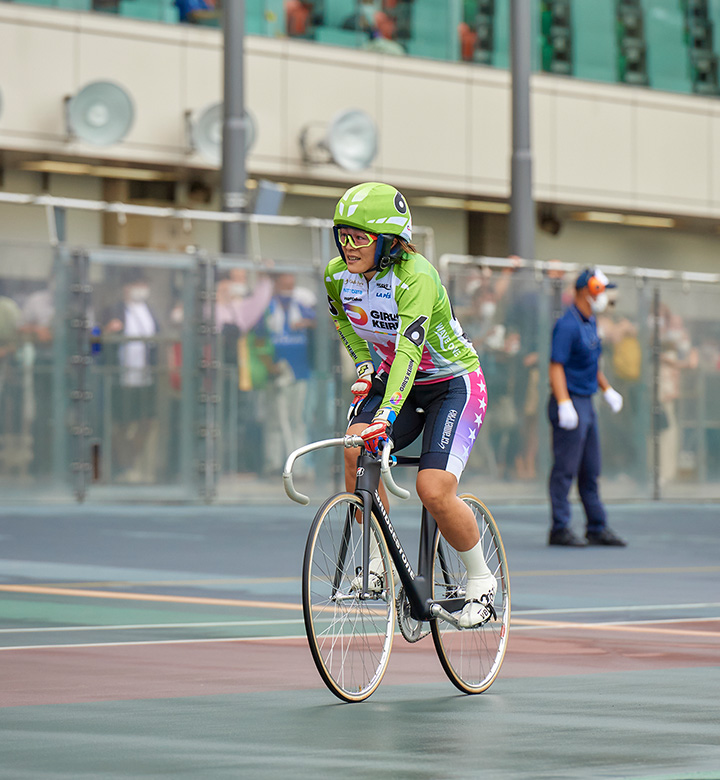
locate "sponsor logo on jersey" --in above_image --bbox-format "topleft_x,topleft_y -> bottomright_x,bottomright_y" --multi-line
344,304 -> 368,326
434,322 -> 462,358
389,391 -> 403,406
376,282 -> 391,290
370,310 -> 399,330
398,360 -> 414,392
375,291 -> 391,299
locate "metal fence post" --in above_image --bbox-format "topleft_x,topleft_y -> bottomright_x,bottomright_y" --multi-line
197,251 -> 219,502
68,249 -> 93,502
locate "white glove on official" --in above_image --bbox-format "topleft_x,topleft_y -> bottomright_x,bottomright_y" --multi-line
603,387 -> 623,413
557,399 -> 579,430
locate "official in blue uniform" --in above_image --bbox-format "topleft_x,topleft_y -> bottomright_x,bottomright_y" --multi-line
547,268 -> 627,547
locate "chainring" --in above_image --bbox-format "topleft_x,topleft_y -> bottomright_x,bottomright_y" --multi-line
395,586 -> 430,643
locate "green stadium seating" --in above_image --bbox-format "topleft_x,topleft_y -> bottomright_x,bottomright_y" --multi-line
118,0 -> 178,22
571,0 -> 616,82
314,27 -> 368,47
322,0 -> 356,29
641,0 -> 693,92
708,0 -> 720,54
246,0 -> 284,36
409,0 -> 462,61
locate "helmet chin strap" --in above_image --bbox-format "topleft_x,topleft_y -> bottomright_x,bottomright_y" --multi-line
374,235 -> 399,271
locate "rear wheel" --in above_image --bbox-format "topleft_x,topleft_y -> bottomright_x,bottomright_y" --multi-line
431,495 -> 510,693
302,493 -> 395,702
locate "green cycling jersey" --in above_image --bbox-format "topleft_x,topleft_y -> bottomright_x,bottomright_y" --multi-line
325,252 -> 479,423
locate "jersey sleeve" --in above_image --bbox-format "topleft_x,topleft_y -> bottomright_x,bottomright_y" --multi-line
375,271 -> 437,422
324,269 -> 373,372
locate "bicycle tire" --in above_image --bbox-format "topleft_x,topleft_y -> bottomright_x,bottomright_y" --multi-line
302,492 -> 395,702
430,495 -> 510,694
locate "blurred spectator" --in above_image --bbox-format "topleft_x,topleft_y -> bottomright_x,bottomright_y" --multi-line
463,277 -> 520,479
286,0 -> 312,36
0,283 -> 24,475
600,314 -> 645,481
175,0 -> 216,24
459,21 -> 477,61
18,273 -> 56,477
264,273 -> 317,474
103,271 -> 160,483
343,0 -> 406,53
216,268 -> 277,475
658,307 -> 699,484
504,262 -> 566,481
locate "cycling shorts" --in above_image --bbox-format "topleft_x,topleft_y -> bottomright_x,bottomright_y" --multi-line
351,367 -> 488,480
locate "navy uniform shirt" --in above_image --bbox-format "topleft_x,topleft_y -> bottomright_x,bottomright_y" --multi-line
550,305 -> 602,396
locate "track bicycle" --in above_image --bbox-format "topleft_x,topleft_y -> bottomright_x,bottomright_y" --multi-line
283,435 -> 511,703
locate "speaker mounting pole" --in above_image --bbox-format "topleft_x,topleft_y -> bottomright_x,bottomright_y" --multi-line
222,0 -> 247,256
509,0 -> 535,260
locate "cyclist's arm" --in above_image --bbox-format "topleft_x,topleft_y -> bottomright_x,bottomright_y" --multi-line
375,272 -> 436,422
325,277 -> 373,373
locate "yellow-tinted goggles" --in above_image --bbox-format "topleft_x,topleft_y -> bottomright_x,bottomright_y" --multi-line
337,230 -> 378,249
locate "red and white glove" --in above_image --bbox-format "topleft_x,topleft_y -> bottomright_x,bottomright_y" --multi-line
348,361 -> 374,420
360,410 -> 394,456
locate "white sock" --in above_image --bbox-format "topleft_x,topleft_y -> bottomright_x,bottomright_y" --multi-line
458,539 -> 492,582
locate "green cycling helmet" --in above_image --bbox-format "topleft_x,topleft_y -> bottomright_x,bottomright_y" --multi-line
333,182 -> 412,241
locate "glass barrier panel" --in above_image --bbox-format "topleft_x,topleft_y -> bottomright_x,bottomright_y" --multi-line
85,251 -> 198,498
0,242 -> 73,499
657,281 -> 720,498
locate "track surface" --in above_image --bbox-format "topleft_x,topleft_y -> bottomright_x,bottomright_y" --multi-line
1,502 -> 719,779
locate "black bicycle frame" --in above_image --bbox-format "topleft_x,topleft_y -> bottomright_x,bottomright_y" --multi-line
351,450 -> 464,622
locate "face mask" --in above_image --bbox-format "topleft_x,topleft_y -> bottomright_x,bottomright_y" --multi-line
129,286 -> 149,303
590,292 -> 608,314
480,301 -> 496,320
229,283 -> 249,297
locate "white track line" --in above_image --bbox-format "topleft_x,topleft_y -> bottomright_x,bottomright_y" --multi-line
513,602 -> 720,616
2,615 -> 720,651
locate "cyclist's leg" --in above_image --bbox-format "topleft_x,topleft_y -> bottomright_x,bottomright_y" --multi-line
414,370 -> 495,625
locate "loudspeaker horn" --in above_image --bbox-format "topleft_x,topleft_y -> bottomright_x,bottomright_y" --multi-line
186,102 -> 256,166
300,109 -> 378,171
65,81 -> 135,146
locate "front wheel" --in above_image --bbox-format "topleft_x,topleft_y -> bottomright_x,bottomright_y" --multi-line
302,493 -> 395,702
431,495 -> 510,694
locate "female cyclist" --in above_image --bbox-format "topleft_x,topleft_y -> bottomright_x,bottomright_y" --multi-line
325,181 -> 495,627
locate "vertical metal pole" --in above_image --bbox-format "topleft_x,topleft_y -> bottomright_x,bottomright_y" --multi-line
652,286 -> 661,500
222,0 -> 248,256
509,0 -> 535,260
52,248 -> 69,486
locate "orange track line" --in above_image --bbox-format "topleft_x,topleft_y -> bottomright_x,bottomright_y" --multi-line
0,584 -> 303,612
